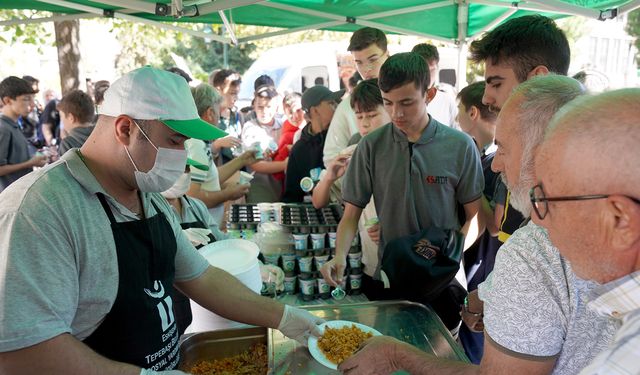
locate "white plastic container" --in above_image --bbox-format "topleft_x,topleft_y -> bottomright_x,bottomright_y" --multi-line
186,239 -> 262,333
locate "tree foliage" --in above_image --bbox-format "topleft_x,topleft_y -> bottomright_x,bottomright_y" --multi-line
111,19 -> 179,75
0,9 -> 53,50
625,9 -> 640,61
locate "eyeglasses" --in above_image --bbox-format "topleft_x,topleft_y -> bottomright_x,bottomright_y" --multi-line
529,183 -> 640,220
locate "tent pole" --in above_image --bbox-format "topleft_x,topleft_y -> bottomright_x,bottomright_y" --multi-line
257,2 -> 345,22
37,0 -> 233,44
237,21 -> 345,43
218,10 -> 237,45
197,0 -> 263,14
257,1 -> 456,43
90,0 -> 157,14
359,1 -> 451,20
470,0 -> 600,18
357,19 -> 455,44
456,0 -> 469,90
0,13 -> 97,26
529,0 -> 605,18
618,0 -> 640,14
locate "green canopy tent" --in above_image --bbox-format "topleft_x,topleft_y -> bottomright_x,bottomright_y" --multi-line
2,0 -> 639,86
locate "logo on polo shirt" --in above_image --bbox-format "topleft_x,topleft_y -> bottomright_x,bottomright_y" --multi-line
426,176 -> 448,184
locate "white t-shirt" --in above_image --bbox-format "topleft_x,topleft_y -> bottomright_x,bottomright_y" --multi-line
322,96 -> 358,166
185,139 -> 224,226
241,119 -> 283,203
478,221 -> 619,374
427,85 -> 459,129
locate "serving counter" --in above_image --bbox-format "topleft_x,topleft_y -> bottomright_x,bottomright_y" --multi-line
180,300 -> 468,374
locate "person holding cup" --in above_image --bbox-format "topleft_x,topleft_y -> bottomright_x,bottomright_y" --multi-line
313,79 -> 390,277
320,53 -> 484,330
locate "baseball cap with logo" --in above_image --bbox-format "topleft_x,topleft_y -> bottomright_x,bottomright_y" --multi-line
100,66 -> 227,141
301,85 -> 344,112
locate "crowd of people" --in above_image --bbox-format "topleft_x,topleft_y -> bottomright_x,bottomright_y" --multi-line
0,13 -> 638,375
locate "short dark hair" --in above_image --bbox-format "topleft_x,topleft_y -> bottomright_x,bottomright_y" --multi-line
282,92 -> 302,109
348,27 -> 387,52
58,90 -> 95,124
93,80 -> 110,105
457,81 -> 496,122
469,15 -> 570,82
378,52 -> 430,94
0,76 -> 37,102
411,43 -> 439,64
22,75 -> 40,91
166,67 -> 192,82
350,78 -> 383,113
212,69 -> 241,88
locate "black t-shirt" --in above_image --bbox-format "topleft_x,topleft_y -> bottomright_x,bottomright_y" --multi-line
40,99 -> 60,142
282,125 -> 327,203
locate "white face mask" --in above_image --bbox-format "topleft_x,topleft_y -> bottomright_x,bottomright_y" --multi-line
125,121 -> 188,192
161,172 -> 191,199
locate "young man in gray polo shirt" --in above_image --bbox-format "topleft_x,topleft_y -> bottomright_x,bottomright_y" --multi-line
0,76 -> 47,192
321,53 -> 484,327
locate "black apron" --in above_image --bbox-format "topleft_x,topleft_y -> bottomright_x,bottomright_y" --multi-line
179,196 -> 216,246
172,195 -> 216,336
84,193 -> 180,371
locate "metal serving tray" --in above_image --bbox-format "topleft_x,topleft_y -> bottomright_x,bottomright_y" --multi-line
178,326 -> 270,372
178,300 -> 468,374
269,300 -> 469,374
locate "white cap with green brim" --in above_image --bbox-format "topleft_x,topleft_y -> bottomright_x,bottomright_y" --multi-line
99,66 -> 227,141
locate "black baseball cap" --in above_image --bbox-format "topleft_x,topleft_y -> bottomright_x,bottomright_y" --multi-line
301,85 -> 344,112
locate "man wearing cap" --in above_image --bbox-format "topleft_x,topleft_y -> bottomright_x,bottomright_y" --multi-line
282,85 -> 343,203
0,76 -> 47,192
0,67 -> 323,375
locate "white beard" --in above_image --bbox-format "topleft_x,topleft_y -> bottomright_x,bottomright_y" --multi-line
500,170 -> 534,218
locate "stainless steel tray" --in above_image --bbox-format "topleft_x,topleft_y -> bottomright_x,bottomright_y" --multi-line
269,300 -> 469,374
178,326 -> 269,372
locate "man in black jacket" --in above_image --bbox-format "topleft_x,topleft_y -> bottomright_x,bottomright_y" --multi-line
282,85 -> 343,202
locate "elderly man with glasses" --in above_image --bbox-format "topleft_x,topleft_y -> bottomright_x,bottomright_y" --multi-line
531,88 -> 640,375
337,75 -> 619,375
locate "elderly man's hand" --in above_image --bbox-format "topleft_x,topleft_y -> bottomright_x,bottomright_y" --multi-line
338,336 -> 403,375
277,305 -> 325,346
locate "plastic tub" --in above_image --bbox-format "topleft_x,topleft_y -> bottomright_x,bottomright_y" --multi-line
187,239 -> 262,333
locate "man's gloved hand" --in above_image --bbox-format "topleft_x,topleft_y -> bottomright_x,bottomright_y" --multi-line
277,305 -> 325,346
183,228 -> 212,247
140,369 -> 190,375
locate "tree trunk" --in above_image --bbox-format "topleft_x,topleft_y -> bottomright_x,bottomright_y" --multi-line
54,17 -> 81,95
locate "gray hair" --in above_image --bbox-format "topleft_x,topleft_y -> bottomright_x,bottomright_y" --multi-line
513,74 -> 585,175
504,74 -> 585,216
190,83 -> 223,117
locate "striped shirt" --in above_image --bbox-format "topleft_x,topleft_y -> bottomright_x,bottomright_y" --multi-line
580,271 -> 640,375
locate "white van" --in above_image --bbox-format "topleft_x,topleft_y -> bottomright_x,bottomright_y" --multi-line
236,41 -> 461,109
236,42 -> 350,109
